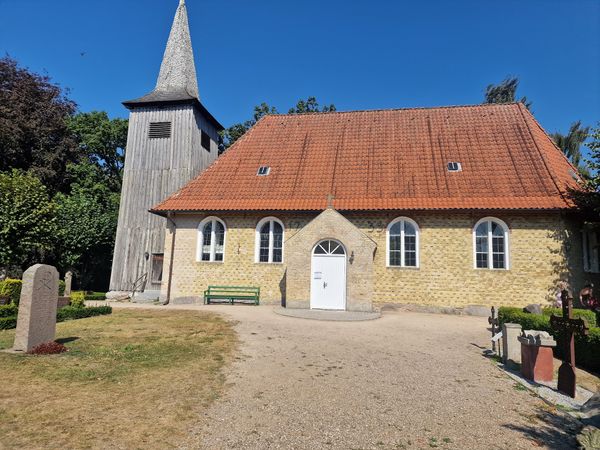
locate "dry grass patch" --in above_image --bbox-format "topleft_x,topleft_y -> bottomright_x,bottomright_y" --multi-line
0,309 -> 237,449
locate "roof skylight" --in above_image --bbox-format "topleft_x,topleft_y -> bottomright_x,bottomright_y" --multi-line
257,166 -> 271,176
447,162 -> 462,172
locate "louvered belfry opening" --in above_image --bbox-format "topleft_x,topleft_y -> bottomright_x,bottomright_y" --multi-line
148,121 -> 172,139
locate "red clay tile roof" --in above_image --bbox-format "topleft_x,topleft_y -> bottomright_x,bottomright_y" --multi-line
152,103 -> 580,213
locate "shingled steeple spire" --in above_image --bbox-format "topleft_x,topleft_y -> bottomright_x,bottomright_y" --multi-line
124,0 -> 201,105
155,0 -> 199,99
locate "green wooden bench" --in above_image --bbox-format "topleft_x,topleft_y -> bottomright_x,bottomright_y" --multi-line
204,285 -> 260,305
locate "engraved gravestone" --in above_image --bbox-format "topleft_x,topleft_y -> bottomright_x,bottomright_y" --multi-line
13,264 -> 59,352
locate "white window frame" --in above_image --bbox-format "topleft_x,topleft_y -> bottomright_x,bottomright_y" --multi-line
386,217 -> 420,268
255,217 -> 284,263
196,216 -> 227,263
473,217 -> 510,270
582,228 -> 600,273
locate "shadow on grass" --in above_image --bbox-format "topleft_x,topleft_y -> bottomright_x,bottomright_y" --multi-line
56,337 -> 79,344
503,407 -> 580,449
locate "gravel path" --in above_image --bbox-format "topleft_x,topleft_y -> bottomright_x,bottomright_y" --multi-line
173,305 -> 579,450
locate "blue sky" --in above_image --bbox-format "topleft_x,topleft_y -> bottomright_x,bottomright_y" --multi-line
1,0 -> 598,137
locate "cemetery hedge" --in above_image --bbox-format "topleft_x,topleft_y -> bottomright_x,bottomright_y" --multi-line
0,316 -> 17,330
0,304 -> 18,318
542,307 -> 598,327
498,307 -> 600,373
57,305 -> 112,321
0,305 -> 112,330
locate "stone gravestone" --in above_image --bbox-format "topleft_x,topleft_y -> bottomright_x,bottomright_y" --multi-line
12,264 -> 59,353
502,323 -> 522,366
64,271 -> 73,297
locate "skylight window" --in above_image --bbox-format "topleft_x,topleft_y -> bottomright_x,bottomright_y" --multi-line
257,166 -> 270,176
447,162 -> 462,172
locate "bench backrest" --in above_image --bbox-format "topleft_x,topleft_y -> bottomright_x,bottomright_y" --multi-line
207,285 -> 260,295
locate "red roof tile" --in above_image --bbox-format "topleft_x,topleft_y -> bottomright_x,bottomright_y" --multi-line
152,103 -> 580,213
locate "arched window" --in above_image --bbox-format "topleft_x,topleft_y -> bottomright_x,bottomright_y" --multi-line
386,217 -> 419,268
197,217 -> 226,262
255,217 -> 284,263
473,217 -> 509,269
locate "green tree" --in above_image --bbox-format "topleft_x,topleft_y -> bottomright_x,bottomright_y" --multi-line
220,103 -> 277,150
569,124 -> 600,218
0,56 -> 80,192
551,121 -> 590,178
54,162 -> 120,289
68,111 -> 128,191
288,96 -> 336,114
585,124 -> 600,192
221,97 -> 336,150
0,170 -> 57,273
484,76 -> 532,110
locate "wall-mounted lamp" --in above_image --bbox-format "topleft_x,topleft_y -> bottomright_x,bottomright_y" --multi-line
349,251 -> 355,264
144,252 -> 150,260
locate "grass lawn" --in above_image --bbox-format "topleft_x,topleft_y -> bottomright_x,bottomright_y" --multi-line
0,309 -> 237,449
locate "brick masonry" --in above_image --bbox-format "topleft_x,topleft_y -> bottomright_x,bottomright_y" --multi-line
160,210 -> 600,309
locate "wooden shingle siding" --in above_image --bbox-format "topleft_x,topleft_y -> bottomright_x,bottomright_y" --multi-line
109,104 -> 220,291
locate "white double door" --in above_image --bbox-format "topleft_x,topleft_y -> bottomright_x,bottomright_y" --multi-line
310,244 -> 347,310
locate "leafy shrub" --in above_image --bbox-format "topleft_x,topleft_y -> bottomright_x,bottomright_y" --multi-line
58,280 -> 65,296
57,305 -> 112,322
0,304 -> 18,318
70,291 -> 85,308
499,307 -> 600,373
0,316 -> 17,330
28,341 -> 67,355
0,279 -> 22,305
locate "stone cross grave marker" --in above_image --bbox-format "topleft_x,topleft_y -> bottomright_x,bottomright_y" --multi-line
550,289 -> 589,398
64,270 -> 73,297
12,264 -> 59,353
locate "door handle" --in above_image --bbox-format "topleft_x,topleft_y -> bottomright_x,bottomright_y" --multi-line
323,282 -> 327,288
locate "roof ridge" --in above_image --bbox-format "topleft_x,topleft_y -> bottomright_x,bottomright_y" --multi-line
515,103 -> 570,205
519,103 -> 583,180
265,102 -> 521,118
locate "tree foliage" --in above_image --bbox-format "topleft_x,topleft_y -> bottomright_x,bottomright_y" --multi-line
484,76 -> 532,110
68,111 -> 128,191
0,57 -> 126,289
0,170 -> 57,272
221,97 -> 336,150
288,96 -> 336,114
54,162 -> 119,271
551,121 -> 590,178
0,56 -> 80,192
569,124 -> 600,218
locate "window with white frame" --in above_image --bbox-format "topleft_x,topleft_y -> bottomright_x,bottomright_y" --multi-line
387,217 -> 419,267
197,217 -> 226,262
583,228 -> 599,273
474,218 -> 509,269
255,217 -> 284,263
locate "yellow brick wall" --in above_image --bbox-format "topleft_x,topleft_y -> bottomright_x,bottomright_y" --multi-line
161,211 -> 594,308
161,213 -> 308,303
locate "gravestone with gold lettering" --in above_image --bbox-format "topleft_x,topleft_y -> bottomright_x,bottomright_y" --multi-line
13,264 -> 59,352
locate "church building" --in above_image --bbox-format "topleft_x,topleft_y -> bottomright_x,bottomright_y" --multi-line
112,0 -> 600,310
